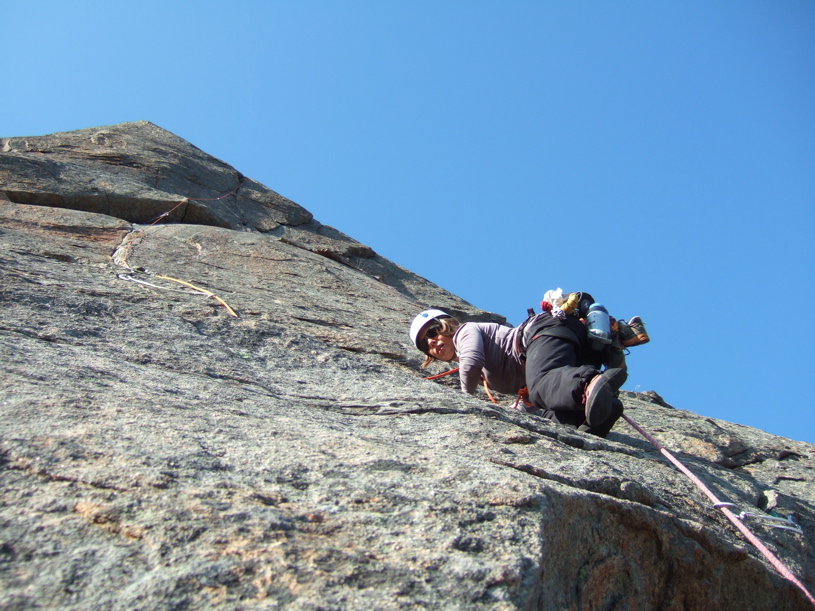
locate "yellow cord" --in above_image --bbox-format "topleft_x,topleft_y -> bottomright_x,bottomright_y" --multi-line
156,275 -> 239,318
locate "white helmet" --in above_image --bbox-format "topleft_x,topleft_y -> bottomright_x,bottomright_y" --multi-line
409,309 -> 451,350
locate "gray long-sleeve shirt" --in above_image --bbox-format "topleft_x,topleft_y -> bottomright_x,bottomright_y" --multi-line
452,322 -> 526,395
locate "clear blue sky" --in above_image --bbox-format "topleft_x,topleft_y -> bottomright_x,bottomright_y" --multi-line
4,2 -> 814,442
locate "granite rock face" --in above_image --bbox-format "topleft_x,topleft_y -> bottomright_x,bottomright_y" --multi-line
1,123 -> 813,610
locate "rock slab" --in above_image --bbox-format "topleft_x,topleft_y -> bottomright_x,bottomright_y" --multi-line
1,123 -> 813,609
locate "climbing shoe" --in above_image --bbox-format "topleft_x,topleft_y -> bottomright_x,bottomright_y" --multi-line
584,367 -> 625,426
618,316 -> 650,347
584,375 -> 611,427
578,398 -> 624,438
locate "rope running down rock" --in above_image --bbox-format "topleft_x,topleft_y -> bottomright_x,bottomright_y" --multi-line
622,412 -> 815,607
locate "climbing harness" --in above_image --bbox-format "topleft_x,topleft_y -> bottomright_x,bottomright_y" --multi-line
622,413 -> 815,606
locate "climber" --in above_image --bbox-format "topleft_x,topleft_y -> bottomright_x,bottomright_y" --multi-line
409,293 -> 648,438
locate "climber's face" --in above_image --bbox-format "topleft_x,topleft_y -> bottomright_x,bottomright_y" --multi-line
423,326 -> 456,361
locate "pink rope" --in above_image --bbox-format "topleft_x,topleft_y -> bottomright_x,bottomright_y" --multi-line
622,413 -> 815,606
137,178 -> 247,235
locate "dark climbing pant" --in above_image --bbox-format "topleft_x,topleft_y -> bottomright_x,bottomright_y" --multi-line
524,313 -> 598,412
